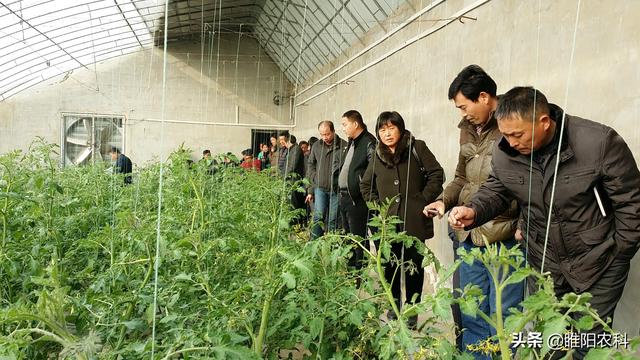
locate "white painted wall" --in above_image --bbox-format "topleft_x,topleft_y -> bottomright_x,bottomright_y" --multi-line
0,34 -> 294,164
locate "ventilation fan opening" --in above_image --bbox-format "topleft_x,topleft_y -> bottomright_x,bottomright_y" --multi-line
62,115 -> 124,167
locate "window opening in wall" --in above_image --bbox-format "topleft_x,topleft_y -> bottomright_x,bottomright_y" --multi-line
61,113 -> 125,167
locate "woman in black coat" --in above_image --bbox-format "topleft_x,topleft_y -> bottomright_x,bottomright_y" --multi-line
360,111 -> 444,319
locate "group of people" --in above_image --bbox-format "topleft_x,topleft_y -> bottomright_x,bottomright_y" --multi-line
202,133 -> 318,175
111,64 -> 639,359
266,108 -> 445,329
286,65 -> 639,360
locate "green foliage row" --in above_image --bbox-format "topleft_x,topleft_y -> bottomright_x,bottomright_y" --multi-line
0,140 -> 638,359
0,141 -> 444,359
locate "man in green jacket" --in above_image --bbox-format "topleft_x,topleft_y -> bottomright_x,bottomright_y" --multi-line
425,65 -> 522,358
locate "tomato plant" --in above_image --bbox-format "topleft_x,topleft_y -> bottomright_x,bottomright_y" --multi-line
0,141 -> 637,360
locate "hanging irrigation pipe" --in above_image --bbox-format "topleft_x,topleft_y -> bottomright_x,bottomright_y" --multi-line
320,0 -> 347,240
150,0 -> 170,357
398,2 -> 427,310
295,0 -> 491,108
127,117 -> 295,129
522,0 -> 544,297
540,0 -> 582,274
515,0 -> 544,305
294,0 -> 446,99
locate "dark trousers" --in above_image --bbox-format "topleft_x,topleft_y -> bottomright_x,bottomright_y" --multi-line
450,230 -> 463,351
385,241 -> 425,307
290,190 -> 306,226
339,193 -> 369,269
535,256 -> 631,360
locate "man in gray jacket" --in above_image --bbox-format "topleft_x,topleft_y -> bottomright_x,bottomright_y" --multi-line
306,121 -> 347,240
449,86 -> 640,359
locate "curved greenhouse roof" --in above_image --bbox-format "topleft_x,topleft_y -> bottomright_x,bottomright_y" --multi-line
0,0 -> 405,101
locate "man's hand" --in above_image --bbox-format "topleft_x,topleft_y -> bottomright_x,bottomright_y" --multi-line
515,229 -> 523,241
448,206 -> 476,230
305,194 -> 313,204
423,200 -> 445,218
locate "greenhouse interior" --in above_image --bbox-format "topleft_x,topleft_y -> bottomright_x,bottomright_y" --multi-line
1,0 -> 639,358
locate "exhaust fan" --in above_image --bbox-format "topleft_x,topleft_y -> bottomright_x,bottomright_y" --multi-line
62,115 -> 124,167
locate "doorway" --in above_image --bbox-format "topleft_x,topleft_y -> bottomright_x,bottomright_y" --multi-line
250,129 -> 287,156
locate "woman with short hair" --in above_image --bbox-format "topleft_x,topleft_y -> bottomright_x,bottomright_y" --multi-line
360,111 -> 444,326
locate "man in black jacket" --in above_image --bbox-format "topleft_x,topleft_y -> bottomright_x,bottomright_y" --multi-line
279,132 -> 306,224
110,147 -> 132,184
338,110 -> 376,269
449,87 -> 640,359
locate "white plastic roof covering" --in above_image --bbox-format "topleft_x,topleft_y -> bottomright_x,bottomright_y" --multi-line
0,0 -> 163,101
0,0 -> 405,101
254,0 -> 402,86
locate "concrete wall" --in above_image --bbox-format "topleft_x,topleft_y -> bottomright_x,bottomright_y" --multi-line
293,0 -> 640,336
0,34 -> 293,164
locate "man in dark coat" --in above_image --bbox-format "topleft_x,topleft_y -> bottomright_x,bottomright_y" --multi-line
449,86 -> 640,359
110,147 -> 132,184
279,132 -> 306,224
277,132 -> 289,176
306,120 -> 347,240
338,110 -> 377,270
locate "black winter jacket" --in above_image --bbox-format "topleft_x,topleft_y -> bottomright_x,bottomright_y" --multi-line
284,144 -> 305,180
468,104 -> 640,292
338,130 -> 376,202
360,131 -> 444,240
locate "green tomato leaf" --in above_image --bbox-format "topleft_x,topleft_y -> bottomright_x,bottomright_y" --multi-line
348,309 -> 363,327
282,272 -> 296,289
309,317 -> 323,339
